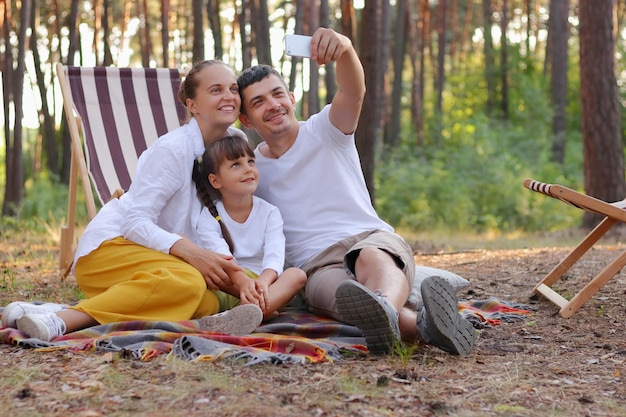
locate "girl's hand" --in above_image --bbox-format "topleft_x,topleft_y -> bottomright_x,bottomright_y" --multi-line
253,280 -> 270,313
239,280 -> 266,312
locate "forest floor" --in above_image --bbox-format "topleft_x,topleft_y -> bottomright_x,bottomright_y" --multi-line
0,226 -> 625,417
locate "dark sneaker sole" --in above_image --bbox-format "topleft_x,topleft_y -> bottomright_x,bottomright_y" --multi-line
197,304 -> 263,335
420,276 -> 475,356
335,280 -> 400,355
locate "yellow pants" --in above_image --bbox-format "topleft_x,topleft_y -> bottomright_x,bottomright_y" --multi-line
73,237 -> 220,324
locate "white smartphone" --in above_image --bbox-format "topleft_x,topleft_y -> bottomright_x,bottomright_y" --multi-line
284,34 -> 312,58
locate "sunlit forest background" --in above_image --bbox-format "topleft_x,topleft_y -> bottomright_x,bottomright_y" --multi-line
1,0 -> 626,245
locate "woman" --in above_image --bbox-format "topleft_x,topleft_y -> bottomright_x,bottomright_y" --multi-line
3,60 -> 262,341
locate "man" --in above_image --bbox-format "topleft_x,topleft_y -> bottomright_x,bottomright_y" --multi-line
237,27 -> 475,355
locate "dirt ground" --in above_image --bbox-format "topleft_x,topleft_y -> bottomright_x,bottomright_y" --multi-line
1,228 -> 625,417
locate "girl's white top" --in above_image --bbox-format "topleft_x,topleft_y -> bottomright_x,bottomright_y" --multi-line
196,196 -> 286,275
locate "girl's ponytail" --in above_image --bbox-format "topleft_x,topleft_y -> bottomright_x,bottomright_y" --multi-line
192,156 -> 235,253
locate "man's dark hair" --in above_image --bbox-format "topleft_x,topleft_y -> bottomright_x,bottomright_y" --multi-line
237,65 -> 288,114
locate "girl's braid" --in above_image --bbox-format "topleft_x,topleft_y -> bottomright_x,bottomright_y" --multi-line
192,155 -> 235,253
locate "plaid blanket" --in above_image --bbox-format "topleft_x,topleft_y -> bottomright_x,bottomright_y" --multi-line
459,297 -> 532,328
0,299 -> 530,364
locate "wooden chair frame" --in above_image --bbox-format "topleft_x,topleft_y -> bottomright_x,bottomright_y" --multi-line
56,63 -> 186,276
524,178 -> 626,318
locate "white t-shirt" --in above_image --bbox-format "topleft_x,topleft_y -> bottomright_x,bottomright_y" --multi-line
254,105 -> 393,268
196,196 -> 285,275
74,118 -> 246,264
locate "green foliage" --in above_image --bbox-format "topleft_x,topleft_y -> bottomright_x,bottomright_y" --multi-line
19,175 -> 70,220
16,174 -> 89,227
375,67 -> 585,234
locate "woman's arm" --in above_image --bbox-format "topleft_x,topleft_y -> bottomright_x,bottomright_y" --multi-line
120,140 -> 188,252
170,237 -> 241,291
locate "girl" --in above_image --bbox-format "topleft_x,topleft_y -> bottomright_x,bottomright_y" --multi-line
4,60 -> 263,341
192,135 -> 306,320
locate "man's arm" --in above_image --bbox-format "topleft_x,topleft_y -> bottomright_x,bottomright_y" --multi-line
310,28 -> 365,135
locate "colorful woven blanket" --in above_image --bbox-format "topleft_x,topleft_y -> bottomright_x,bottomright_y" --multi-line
0,299 -> 530,364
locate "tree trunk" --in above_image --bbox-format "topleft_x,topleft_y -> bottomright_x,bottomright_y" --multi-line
2,2 -> 14,213
356,0 -> 389,202
60,0 -> 81,185
66,0 -> 80,65
141,0 -> 153,67
207,0 -> 223,59
384,0 -> 407,147
193,0 -> 205,61
457,0 -> 474,71
119,0 -> 131,65
92,0 -> 101,64
406,0 -> 420,144
500,0 -> 509,119
161,0 -> 170,67
482,0 -> 497,116
381,0 -> 392,143
289,0 -> 306,93
102,0 -> 114,66
30,1 -> 58,176
252,0 -> 271,64
579,0 -> 626,228
340,0 -> 355,41
434,0 -> 447,145
448,0 -> 459,67
3,0 -> 31,216
239,0 -> 252,70
549,0 -> 570,164
307,0 -> 319,116
525,0 -> 533,66
321,0 -> 336,105
415,0 -> 429,146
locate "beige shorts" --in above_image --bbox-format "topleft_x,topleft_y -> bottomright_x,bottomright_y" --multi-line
301,230 -> 415,320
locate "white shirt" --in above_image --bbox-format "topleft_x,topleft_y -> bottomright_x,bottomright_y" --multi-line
196,196 -> 285,275
74,118 -> 245,264
254,105 -> 393,268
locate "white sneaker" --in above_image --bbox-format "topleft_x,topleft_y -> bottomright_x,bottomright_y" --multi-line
197,304 -> 263,335
2,302 -> 68,328
16,313 -> 67,341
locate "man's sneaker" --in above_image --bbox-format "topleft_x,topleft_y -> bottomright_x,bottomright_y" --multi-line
335,280 -> 400,355
16,312 -> 67,341
197,304 -> 263,335
417,276 -> 475,356
2,302 -> 68,328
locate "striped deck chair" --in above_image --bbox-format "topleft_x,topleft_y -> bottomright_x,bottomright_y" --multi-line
524,178 -> 626,318
56,63 -> 187,276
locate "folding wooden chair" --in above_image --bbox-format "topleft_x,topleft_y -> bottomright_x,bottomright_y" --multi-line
56,63 -> 187,276
523,178 -> 626,318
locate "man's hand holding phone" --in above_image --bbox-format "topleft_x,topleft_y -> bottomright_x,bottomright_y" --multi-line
285,29 -> 354,66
